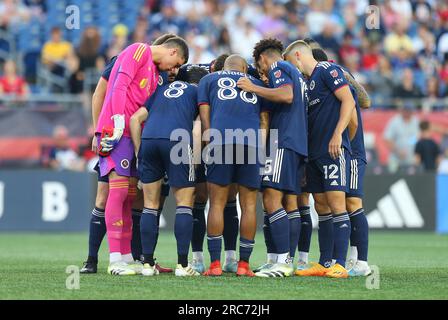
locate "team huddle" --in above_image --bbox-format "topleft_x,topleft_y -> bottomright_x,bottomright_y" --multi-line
80,33 -> 371,279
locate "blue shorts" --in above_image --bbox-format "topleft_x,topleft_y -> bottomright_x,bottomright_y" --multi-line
347,158 -> 365,198
195,161 -> 206,184
139,138 -> 195,188
262,148 -> 306,195
306,149 -> 351,193
205,144 -> 262,189
94,161 -> 109,183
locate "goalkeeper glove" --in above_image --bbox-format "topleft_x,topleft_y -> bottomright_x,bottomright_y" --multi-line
100,114 -> 125,153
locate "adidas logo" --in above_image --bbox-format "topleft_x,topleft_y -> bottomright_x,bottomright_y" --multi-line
366,179 -> 424,228
340,223 -> 349,228
263,176 -> 271,182
330,180 -> 338,186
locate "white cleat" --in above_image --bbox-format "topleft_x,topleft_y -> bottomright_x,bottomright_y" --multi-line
107,261 -> 137,276
175,264 -> 200,277
348,261 -> 372,277
255,263 -> 294,278
141,263 -> 159,276
128,260 -> 143,275
346,258 -> 356,271
296,260 -> 310,271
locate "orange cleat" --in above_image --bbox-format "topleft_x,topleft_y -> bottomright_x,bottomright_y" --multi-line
203,260 -> 222,276
325,263 -> 348,278
236,261 -> 255,277
295,263 -> 328,277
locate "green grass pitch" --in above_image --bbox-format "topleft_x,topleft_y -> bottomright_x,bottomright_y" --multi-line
0,232 -> 447,300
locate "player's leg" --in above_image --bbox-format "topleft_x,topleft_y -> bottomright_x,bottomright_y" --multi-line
80,177 -> 109,274
223,183 -> 239,272
120,176 -> 138,263
236,184 -> 257,277
190,176 -> 207,273
297,192 -> 312,269
131,188 -> 143,261
283,193 -> 300,267
346,159 -> 370,276
253,195 -> 277,272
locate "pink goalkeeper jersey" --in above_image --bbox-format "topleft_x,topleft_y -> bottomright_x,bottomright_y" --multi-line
96,43 -> 159,137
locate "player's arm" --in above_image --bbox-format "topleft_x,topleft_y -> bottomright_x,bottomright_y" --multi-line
130,107 -> 148,157
199,104 -> 211,145
237,77 -> 293,104
260,111 -> 270,150
329,85 -> 356,159
343,71 -> 371,109
348,107 -> 358,141
91,77 -> 108,151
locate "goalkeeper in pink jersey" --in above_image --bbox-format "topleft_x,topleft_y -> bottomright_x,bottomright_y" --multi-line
95,37 -> 189,276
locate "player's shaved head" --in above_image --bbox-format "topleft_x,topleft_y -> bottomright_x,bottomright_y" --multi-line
152,33 -> 177,45
283,40 -> 312,59
223,54 -> 247,73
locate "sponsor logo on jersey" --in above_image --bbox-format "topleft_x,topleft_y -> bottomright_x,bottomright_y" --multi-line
334,78 -> 343,85
140,78 -> 148,89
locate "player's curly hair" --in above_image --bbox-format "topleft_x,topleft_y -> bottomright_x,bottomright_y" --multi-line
252,38 -> 284,63
184,66 -> 209,84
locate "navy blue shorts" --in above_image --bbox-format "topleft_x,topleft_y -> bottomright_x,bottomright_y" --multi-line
262,147 -> 306,195
195,161 -> 206,184
306,149 -> 351,193
94,161 -> 109,183
139,139 -> 195,188
347,158 -> 365,198
205,144 -> 262,189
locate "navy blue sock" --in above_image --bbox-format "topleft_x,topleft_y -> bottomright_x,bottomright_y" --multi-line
263,212 -> 276,254
192,202 -> 206,252
131,209 -> 142,261
318,213 -> 334,268
349,208 -> 369,261
174,206 -> 193,267
288,210 -> 301,260
140,208 -> 158,264
152,209 -> 162,253
223,200 -> 239,251
207,235 -> 222,263
268,208 -> 290,255
298,206 -> 312,253
333,213 -> 351,266
239,237 -> 255,263
87,207 -> 106,261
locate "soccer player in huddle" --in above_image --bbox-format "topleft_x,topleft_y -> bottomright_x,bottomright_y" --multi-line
96,36 -> 189,276
237,39 -> 308,277
284,40 -> 355,278
130,66 -> 208,276
80,34 -> 179,274
198,54 -> 270,277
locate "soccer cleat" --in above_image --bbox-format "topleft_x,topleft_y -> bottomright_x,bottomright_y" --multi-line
348,262 -> 372,277
295,263 -> 328,277
127,260 -> 143,275
255,263 -> 294,278
142,263 -> 159,276
223,259 -> 238,273
190,259 -> 206,273
236,261 -> 255,277
296,260 -> 311,271
253,261 -> 275,273
80,261 -> 97,274
107,262 -> 137,276
155,261 -> 173,273
203,261 -> 222,276
175,264 -> 200,277
325,263 -> 348,278
345,258 -> 356,271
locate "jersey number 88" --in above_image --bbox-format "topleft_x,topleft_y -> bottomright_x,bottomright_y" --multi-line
217,77 -> 257,104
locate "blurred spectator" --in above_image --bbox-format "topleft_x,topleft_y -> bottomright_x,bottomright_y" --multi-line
41,27 -> 74,77
314,21 -> 340,57
361,41 -> 381,71
131,17 -> 150,44
369,55 -> 395,107
393,68 -> 424,107
48,125 -> 85,171
384,21 -> 414,57
422,77 -> 446,111
105,24 -> 129,61
414,120 -> 441,171
216,26 -> 232,57
0,59 -> 29,99
230,20 -> 262,60
339,31 -> 361,70
256,1 -> 287,42
0,0 -> 30,33
384,107 -> 420,172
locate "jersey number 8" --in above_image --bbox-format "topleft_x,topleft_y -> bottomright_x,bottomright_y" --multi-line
164,81 -> 188,98
217,77 -> 257,104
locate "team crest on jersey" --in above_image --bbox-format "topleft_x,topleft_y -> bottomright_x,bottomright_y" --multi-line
140,78 -> 148,89
274,70 -> 282,78
121,159 -> 130,169
309,80 -> 315,90
158,75 -> 163,85
330,69 -> 339,78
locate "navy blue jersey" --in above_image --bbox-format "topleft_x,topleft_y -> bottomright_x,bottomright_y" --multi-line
197,70 -> 267,147
337,64 -> 366,163
142,81 -> 198,143
307,61 -> 352,160
176,63 -> 211,81
101,56 -> 117,81
247,63 -> 260,80
267,60 -> 308,157
158,71 -> 169,86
